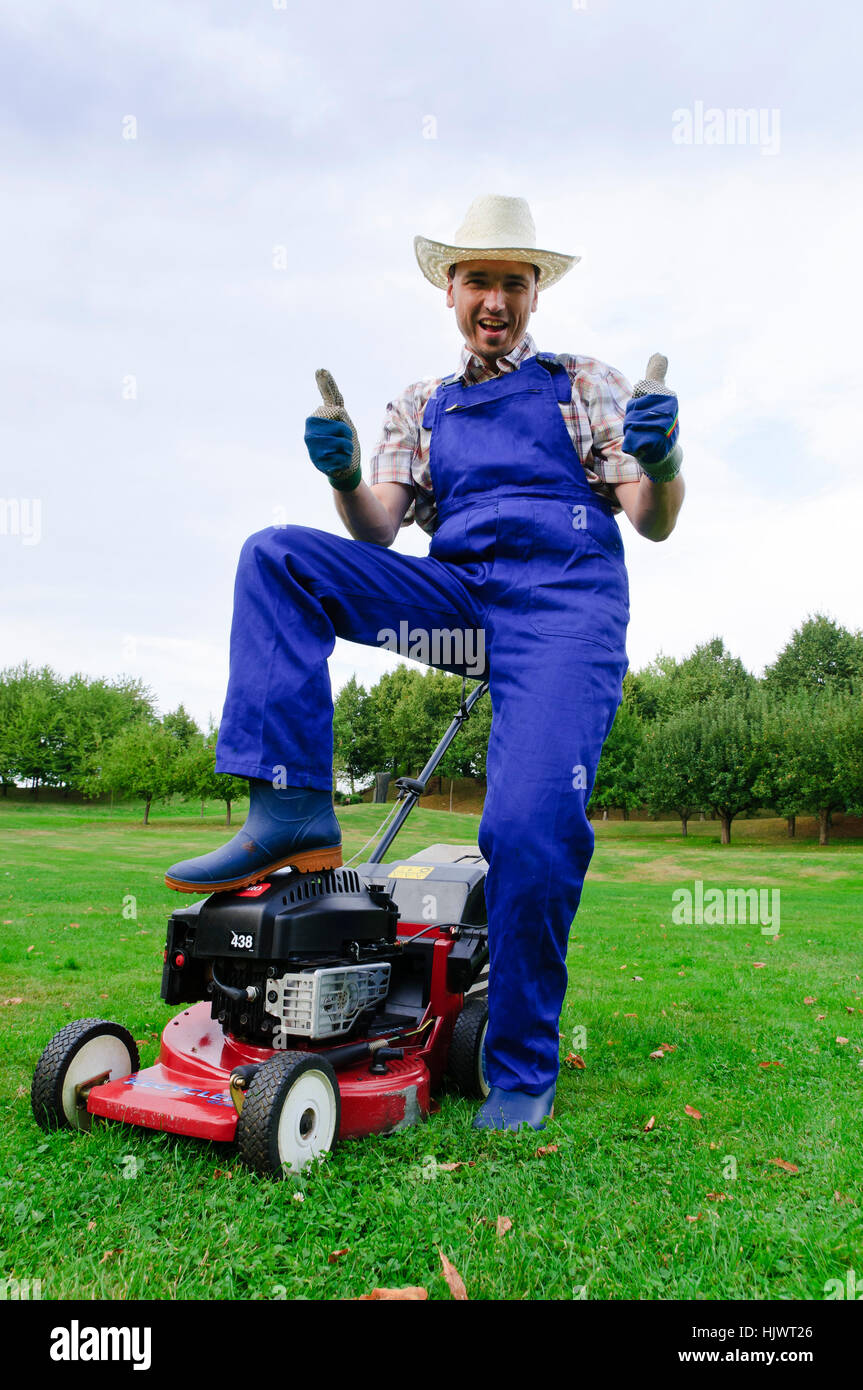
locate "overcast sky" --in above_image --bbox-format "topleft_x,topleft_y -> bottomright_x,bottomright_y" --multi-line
2,0 -> 861,728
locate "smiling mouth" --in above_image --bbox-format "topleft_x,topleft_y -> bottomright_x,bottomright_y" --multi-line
478,319 -> 508,333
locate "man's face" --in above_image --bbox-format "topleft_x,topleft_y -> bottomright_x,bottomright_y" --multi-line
446,259 -> 539,367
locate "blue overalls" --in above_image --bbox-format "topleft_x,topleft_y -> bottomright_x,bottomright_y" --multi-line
216,353 -> 630,1093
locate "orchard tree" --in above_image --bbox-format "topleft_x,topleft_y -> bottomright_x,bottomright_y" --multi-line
764,613 -> 863,698
636,714 -> 704,836
0,664 -> 63,795
92,720 -> 184,824
332,676 -> 380,795
590,702 -> 644,820
180,724 -> 247,825
162,704 -> 201,749
54,673 -> 155,792
627,639 -> 753,723
686,693 -> 761,844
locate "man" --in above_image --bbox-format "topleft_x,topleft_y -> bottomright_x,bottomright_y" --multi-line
165,195 -> 685,1131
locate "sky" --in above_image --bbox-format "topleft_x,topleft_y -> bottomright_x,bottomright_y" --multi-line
1,0 -> 861,729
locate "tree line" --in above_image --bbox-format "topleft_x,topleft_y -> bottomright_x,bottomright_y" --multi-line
1,614 -> 861,839
0,667 -> 244,824
333,614 -> 863,845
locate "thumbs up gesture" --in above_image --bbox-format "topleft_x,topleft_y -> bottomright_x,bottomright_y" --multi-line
303,370 -> 363,492
622,353 -> 683,483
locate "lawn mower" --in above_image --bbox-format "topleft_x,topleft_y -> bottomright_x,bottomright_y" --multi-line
31,680 -> 491,1176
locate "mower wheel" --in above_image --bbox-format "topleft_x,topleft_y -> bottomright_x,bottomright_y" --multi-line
447,996 -> 490,1099
236,1051 -> 340,1177
31,1018 -> 140,1133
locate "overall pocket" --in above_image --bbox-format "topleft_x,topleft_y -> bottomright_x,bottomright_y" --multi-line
528,503 -> 630,650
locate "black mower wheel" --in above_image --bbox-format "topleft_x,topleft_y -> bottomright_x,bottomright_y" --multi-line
31,1018 -> 140,1133
236,1051 -> 341,1178
447,995 -> 490,1099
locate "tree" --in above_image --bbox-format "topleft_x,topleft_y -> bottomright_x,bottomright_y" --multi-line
91,721 -> 184,824
685,693 -> 761,844
332,676 -> 380,794
637,714 -> 704,835
0,664 -> 63,795
162,704 -> 201,749
835,686 -> 863,816
763,613 -> 863,698
54,673 -> 156,792
627,639 -> 754,723
590,703 -> 644,819
754,689 -> 851,845
180,724 -> 247,825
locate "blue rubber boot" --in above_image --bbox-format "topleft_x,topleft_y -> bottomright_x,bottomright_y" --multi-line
165,780 -> 342,893
472,1082 -> 556,1133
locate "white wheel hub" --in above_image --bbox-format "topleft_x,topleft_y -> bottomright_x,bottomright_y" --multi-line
276,1069 -> 338,1173
61,1035 -> 135,1129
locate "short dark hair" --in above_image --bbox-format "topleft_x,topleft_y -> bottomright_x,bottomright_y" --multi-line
448,261 -> 541,285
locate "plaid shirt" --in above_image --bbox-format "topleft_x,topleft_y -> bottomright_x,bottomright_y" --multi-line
367,332 -> 642,535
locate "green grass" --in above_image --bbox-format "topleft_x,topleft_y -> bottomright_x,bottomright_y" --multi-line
1,800 -> 862,1301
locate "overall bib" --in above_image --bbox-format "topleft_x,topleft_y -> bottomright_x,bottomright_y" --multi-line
217,354 -> 630,1093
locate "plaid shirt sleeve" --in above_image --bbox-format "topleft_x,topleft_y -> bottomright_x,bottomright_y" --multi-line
573,358 -> 644,494
368,379 -> 436,530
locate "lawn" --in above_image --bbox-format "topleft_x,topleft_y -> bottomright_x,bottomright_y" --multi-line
1,798 -> 861,1301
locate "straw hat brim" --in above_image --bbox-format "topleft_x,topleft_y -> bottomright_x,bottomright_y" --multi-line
414,236 -> 579,292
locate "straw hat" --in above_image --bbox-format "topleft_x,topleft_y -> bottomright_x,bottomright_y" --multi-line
414,195 -> 579,292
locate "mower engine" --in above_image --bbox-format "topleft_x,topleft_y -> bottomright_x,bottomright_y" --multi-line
161,867 -> 401,1046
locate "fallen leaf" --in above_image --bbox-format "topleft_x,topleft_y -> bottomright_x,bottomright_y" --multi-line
846,1006 -> 856,1014
815,1014 -> 827,1021
99,1249 -> 124,1263
565,1052 -> 586,1070
436,1161 -> 476,1172
631,975 -> 644,982
649,1049 -> 665,1060
709,1141 -> 718,1150
535,1143 -> 559,1156
26,945 -> 34,953
753,962 -> 766,968
495,1216 -> 513,1237
705,1192 -> 730,1201
1,997 -> 23,1006
357,1287 -> 428,1301
685,1213 -> 701,1223
328,1248 -> 350,1264
836,1036 -> 849,1046
624,1013 -> 638,1018
770,1158 -> 799,1174
684,1105 -> 702,1120
212,1169 -> 234,1179
659,1043 -> 677,1053
643,1116 -> 656,1132
438,1250 -> 468,1300
87,1219 -> 97,1230
803,997 -> 816,1005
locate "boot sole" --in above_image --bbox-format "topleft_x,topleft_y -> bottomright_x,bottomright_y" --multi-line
164,845 -> 344,894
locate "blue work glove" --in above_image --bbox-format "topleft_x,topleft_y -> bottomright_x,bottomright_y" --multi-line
304,370 -> 363,492
622,353 -> 683,483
